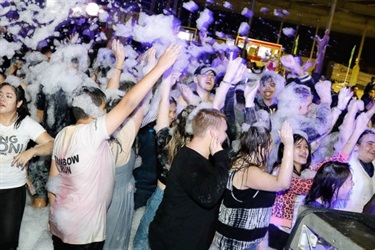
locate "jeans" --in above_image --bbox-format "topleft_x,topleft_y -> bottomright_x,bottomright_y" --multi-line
133,186 -> 164,250
133,123 -> 158,209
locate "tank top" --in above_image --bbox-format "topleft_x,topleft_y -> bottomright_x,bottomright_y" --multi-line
214,168 -> 276,249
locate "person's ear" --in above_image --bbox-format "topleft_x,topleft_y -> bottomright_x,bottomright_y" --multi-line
193,76 -> 198,84
209,128 -> 216,138
16,100 -> 23,108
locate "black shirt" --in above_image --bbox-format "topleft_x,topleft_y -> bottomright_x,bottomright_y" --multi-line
149,147 -> 231,250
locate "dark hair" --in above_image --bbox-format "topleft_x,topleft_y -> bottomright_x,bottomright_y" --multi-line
0,82 -> 30,129
235,125 -> 272,173
305,161 -> 351,208
357,129 -> 375,145
273,134 -> 311,172
72,86 -> 106,120
351,85 -> 358,91
259,74 -> 274,85
119,80 -> 136,93
169,97 -> 177,105
106,81 -> 136,112
40,46 -> 54,55
106,97 -> 121,113
293,85 -> 312,101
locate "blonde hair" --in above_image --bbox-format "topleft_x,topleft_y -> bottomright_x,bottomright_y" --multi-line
192,109 -> 226,137
166,105 -> 195,165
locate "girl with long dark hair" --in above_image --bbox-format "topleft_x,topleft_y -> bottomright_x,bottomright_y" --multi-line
210,122 -> 294,250
268,133 -> 314,249
0,82 -> 54,249
305,161 -> 353,208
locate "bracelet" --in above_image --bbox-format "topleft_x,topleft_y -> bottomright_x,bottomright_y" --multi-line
222,80 -> 232,85
334,107 -> 344,112
115,67 -> 122,72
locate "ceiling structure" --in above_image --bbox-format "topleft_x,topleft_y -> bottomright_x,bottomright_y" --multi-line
196,0 -> 375,39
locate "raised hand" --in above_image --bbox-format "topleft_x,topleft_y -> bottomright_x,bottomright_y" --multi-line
280,55 -> 304,75
209,132 -> 223,155
348,99 -> 364,114
111,39 -> 125,69
244,82 -> 260,107
162,69 -> 181,89
280,55 -> 296,69
315,29 -> 330,51
67,33 -> 80,44
337,87 -> 353,111
142,47 -> 157,75
223,56 -> 246,84
157,44 -> 181,71
315,80 -> 332,104
278,121 -> 293,146
354,112 -> 370,134
179,83 -> 201,106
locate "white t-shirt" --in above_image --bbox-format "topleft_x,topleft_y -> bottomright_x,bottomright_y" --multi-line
0,116 -> 45,189
49,115 -> 115,244
344,153 -> 375,213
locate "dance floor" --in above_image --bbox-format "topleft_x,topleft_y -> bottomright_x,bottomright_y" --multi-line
18,192 -> 144,250
19,193 -> 52,250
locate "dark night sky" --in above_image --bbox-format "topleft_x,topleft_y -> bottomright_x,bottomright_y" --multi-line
178,5 -> 375,75
3,0 -> 374,75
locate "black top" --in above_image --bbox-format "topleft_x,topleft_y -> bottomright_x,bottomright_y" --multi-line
149,146 -> 231,250
155,127 -> 171,185
36,86 -> 75,137
215,170 -> 276,248
254,94 -> 278,114
360,159 -> 374,178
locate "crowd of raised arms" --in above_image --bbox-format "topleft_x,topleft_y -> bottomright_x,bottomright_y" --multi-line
1,17 -> 375,250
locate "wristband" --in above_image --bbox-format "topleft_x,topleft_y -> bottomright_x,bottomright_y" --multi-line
222,80 -> 231,85
334,107 -> 344,112
222,80 -> 240,87
115,67 -> 122,72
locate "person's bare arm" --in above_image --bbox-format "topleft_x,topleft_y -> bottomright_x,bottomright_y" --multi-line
334,100 -> 364,153
313,29 -> 330,75
342,105 -> 375,155
107,40 -> 125,89
245,121 -> 294,191
213,57 -> 246,110
36,109 -> 44,123
48,160 -> 59,205
330,87 -> 353,129
105,44 -> 180,136
155,70 -> 179,132
12,132 -> 54,169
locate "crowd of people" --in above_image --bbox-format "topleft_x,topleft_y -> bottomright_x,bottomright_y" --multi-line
1,10 -> 375,250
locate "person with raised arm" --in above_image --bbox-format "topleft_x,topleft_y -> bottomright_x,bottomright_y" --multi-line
210,121 -> 294,250
47,43 -> 180,249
